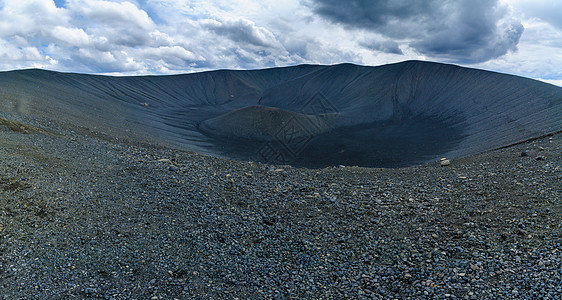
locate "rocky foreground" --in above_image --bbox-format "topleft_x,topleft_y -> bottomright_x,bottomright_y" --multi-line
0,115 -> 560,299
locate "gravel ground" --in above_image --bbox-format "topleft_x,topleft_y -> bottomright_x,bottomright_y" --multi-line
0,115 -> 560,299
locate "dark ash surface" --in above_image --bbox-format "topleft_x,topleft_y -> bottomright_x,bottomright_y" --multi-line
1,115 -> 560,299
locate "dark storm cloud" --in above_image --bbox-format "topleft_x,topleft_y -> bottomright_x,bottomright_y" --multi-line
306,0 -> 524,63
306,0 -> 437,35
359,38 -> 403,54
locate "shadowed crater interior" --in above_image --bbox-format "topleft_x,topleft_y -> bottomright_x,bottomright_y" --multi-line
199,106 -> 466,168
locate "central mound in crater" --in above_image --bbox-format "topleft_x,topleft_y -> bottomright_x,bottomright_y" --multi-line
1,60 -> 561,168
199,105 -> 337,141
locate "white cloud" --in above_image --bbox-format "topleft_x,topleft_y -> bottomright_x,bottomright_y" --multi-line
0,40 -> 54,70
65,1 -> 156,48
0,0 -> 69,38
0,43 -> 42,62
140,46 -> 204,68
504,0 -> 562,30
67,0 -> 154,29
201,17 -> 280,48
51,26 -> 91,46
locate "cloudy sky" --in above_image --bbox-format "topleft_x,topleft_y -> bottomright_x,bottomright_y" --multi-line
0,0 -> 560,86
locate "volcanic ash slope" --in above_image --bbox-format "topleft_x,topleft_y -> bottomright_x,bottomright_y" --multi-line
0,60 -> 560,167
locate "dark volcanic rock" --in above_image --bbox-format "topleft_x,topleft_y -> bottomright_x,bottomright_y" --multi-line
0,62 -> 561,298
1,60 -> 560,167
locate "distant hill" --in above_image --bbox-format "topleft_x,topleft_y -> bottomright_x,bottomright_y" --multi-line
1,61 -> 561,167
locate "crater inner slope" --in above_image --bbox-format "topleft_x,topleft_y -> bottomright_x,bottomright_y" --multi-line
1,60 -> 560,167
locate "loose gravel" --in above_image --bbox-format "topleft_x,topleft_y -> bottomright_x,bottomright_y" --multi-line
0,115 -> 560,299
